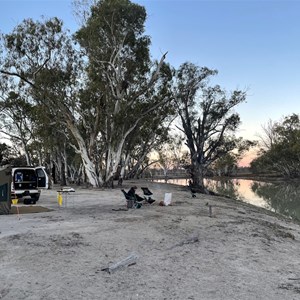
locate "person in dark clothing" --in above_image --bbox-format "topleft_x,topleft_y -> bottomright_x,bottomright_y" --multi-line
127,186 -> 144,202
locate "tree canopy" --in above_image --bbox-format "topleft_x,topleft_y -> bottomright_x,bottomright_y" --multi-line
0,0 -> 253,190
173,62 -> 252,191
0,0 -> 174,187
251,114 -> 300,178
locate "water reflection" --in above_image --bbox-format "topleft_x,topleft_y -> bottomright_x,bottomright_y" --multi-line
205,179 -> 241,201
251,181 -> 300,221
154,178 -> 300,221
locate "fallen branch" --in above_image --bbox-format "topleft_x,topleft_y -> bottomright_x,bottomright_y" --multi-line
112,207 -> 128,211
101,253 -> 138,274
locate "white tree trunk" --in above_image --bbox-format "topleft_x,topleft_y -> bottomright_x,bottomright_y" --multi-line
62,145 -> 69,186
120,154 -> 130,179
104,132 -> 128,183
21,140 -> 31,166
67,119 -> 103,187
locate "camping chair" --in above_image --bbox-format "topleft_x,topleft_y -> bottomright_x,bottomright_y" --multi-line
141,187 -> 156,205
121,189 -> 142,209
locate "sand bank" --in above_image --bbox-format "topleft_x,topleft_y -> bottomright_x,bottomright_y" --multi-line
0,180 -> 300,299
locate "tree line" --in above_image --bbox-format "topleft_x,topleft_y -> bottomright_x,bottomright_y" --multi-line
251,114 -> 300,179
0,0 -> 251,191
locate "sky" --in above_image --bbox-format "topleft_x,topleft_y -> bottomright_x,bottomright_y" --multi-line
1,0 -> 300,164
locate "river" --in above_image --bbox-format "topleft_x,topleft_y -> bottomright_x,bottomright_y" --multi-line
154,178 -> 300,221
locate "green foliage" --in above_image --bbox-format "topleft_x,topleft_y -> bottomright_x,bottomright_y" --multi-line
0,0 -> 174,185
0,91 -> 37,165
174,62 -> 249,188
73,0 -> 174,183
76,0 -> 150,83
211,153 -> 238,176
0,1 -> 251,187
251,114 -> 300,178
0,143 -> 12,165
211,139 -> 257,176
156,134 -> 188,173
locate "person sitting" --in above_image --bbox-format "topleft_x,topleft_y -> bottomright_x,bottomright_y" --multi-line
127,186 -> 144,202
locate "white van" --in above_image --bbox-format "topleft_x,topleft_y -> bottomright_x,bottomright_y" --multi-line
11,166 -> 49,204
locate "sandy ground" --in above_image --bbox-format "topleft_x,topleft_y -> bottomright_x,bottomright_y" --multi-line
1,180 -> 300,300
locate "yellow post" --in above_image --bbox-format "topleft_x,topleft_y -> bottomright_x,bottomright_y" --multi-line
57,192 -> 63,206
12,198 -> 20,219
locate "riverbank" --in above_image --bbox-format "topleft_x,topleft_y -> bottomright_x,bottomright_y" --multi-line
1,180 -> 300,299
149,172 -> 296,183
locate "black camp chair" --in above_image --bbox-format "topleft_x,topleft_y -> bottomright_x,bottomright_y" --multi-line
121,189 -> 142,209
141,187 -> 156,205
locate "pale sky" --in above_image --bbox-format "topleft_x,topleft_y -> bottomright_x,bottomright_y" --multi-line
1,0 -> 300,145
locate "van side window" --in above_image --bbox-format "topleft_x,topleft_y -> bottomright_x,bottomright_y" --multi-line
36,169 -> 45,177
15,172 -> 23,182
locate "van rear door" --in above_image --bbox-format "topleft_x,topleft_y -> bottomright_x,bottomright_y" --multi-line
35,167 -> 49,189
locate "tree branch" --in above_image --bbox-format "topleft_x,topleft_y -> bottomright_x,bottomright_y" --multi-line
0,70 -> 36,88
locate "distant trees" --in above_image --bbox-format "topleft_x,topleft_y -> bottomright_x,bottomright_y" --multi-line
210,139 -> 257,177
251,114 -> 300,178
257,119 -> 277,150
211,153 -> 238,177
173,62 -> 252,192
156,134 -> 189,179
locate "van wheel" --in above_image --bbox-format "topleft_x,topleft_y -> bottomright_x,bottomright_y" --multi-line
0,202 -> 11,215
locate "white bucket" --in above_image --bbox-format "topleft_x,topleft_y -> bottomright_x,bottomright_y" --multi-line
164,193 -> 172,206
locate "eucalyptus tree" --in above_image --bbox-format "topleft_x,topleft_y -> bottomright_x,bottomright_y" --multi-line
174,62 -> 248,192
72,0 -> 98,25
121,94 -> 176,179
210,139 -> 256,176
0,17 -> 104,184
251,114 -> 300,178
0,54 -> 36,165
0,91 -> 35,165
0,2 -> 172,187
29,104 -> 75,185
258,119 -> 278,151
270,113 -> 300,178
75,0 -> 171,185
0,143 -> 14,165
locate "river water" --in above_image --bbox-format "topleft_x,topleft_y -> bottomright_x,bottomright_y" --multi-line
154,178 -> 300,221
